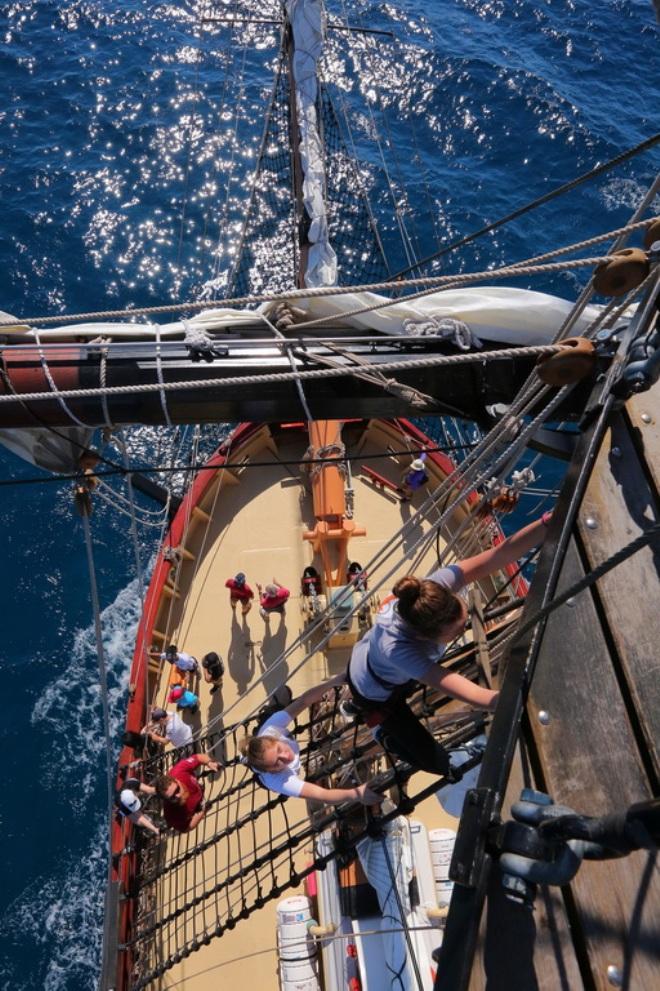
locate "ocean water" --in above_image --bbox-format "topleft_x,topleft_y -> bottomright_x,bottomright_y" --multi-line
0,1 -> 658,988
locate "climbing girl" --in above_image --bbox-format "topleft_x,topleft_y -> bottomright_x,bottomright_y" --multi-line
346,513 -> 552,777
239,674 -> 381,806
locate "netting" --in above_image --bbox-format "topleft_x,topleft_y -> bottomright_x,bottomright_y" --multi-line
225,52 -> 391,299
321,85 -> 392,287
117,627 -> 507,989
225,44 -> 297,299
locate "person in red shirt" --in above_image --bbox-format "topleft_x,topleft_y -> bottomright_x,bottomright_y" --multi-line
257,578 -> 290,620
225,572 -> 254,615
155,753 -> 220,832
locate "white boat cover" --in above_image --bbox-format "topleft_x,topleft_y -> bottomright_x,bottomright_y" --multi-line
356,819 -> 415,991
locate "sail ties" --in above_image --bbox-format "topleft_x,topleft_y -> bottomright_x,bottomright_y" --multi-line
183,320 -> 227,362
402,315 -> 481,351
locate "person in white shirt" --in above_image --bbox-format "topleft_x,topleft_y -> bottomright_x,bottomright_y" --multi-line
239,674 -> 380,806
142,707 -> 193,751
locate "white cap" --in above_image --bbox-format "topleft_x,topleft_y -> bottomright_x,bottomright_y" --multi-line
410,458 -> 426,471
120,789 -> 141,814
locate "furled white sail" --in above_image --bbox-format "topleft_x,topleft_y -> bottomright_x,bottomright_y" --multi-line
15,287 -> 606,346
286,0 -> 338,288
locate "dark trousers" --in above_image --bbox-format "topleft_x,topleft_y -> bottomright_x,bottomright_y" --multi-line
347,674 -> 450,777
378,698 -> 450,776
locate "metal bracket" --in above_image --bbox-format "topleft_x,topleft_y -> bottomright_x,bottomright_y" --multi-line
449,787 -> 497,888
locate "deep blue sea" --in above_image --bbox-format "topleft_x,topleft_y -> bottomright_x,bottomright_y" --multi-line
0,2 -> 658,988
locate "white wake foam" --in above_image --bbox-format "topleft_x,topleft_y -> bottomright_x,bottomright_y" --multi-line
31,578 -> 142,808
0,818 -> 106,991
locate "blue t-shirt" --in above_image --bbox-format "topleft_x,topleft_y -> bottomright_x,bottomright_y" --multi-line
175,689 -> 199,709
348,565 -> 465,701
404,467 -> 428,489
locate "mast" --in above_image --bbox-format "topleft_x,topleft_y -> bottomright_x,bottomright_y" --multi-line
286,15 -> 309,288
284,0 -> 337,290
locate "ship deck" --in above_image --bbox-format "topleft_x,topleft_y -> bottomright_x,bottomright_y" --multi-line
132,418 -> 501,991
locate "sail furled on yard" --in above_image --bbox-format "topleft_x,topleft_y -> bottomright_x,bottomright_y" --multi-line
226,0 -> 389,298
286,0 -> 337,287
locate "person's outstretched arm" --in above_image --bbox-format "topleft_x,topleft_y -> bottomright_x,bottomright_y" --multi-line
135,812 -> 160,836
285,673 -> 346,720
458,514 -> 551,584
299,780 -> 381,805
421,663 -> 498,711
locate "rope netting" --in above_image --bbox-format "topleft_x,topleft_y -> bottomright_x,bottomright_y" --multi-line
321,86 -> 391,286
224,44 -> 296,299
119,628 -> 503,989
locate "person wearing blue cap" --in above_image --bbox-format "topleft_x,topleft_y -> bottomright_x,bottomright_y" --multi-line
225,572 -> 254,615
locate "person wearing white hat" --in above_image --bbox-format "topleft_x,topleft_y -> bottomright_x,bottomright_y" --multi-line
400,451 -> 429,500
117,780 -> 160,837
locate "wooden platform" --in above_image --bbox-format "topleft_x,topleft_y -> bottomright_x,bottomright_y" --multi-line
467,384 -> 660,990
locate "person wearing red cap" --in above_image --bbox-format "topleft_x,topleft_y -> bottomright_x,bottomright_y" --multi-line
155,753 -> 220,832
169,684 -> 199,713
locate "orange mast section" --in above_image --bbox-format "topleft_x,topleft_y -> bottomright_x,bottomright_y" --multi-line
303,421 -> 365,587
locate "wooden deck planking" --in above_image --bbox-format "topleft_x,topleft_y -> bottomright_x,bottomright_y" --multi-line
527,538 -> 660,989
467,746 -> 584,991
577,409 -> 660,780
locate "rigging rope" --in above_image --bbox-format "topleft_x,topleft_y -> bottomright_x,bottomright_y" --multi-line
393,132 -> 660,279
80,510 -> 115,886
0,440 -> 480,489
3,225 -> 652,327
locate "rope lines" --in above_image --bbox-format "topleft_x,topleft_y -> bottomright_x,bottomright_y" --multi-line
3,213 -> 657,328
393,131 -> 660,279
120,673 -> 489,989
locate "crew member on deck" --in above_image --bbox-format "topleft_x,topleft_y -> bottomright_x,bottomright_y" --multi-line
155,753 -> 220,832
239,675 -> 381,806
142,706 -> 193,751
151,644 -> 199,688
201,651 -> 225,695
257,579 -> 290,620
400,451 -> 429,501
225,572 -> 254,615
169,684 -> 199,713
346,514 -> 552,777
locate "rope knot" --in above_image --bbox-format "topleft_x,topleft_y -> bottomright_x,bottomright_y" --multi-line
403,316 -> 482,351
